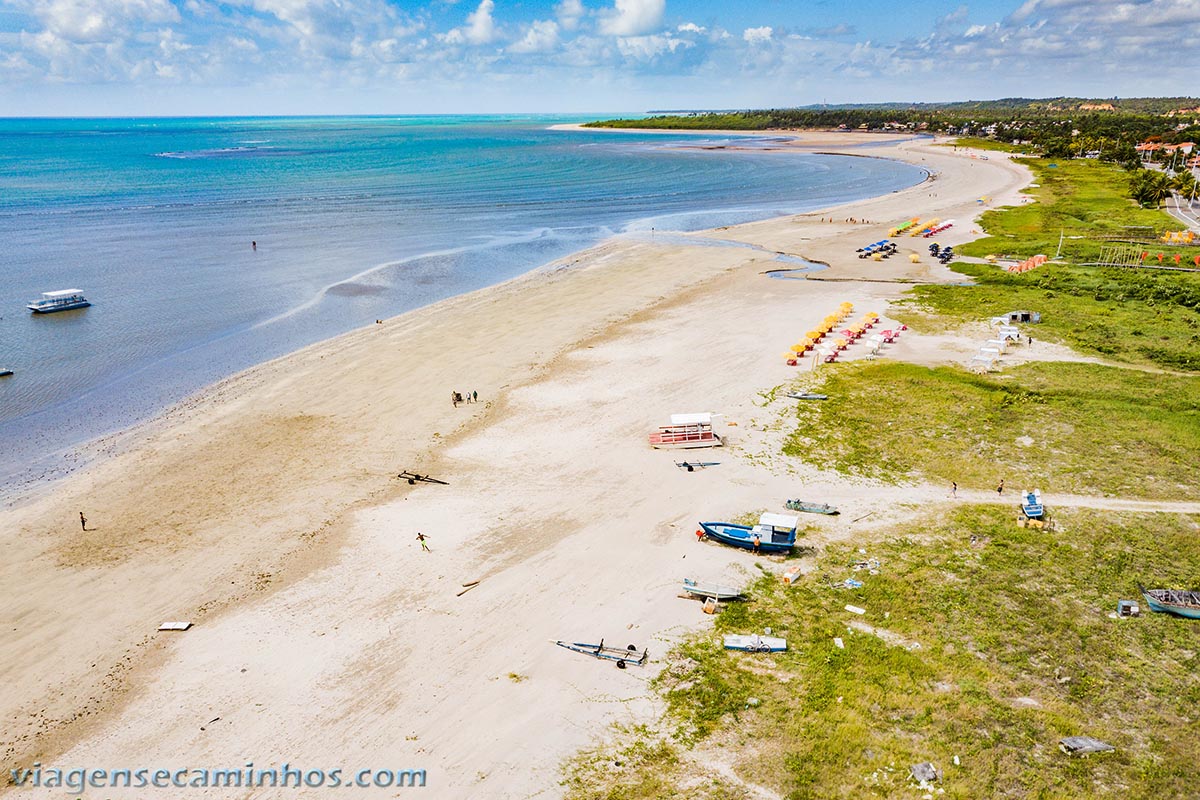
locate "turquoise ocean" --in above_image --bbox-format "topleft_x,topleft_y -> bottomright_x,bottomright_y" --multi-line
0,115 -> 926,495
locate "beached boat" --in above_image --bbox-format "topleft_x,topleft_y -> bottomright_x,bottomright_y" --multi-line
554,639 -> 649,667
723,634 -> 787,652
786,392 -> 828,401
1021,489 -> 1044,519
698,512 -> 798,553
682,578 -> 744,600
649,412 -> 723,450
785,499 -> 840,515
27,289 -> 90,314
1139,585 -> 1200,619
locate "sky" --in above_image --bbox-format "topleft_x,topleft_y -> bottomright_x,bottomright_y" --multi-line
0,0 -> 1197,116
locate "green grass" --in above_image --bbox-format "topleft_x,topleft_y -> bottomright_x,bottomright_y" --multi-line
566,507 -> 1200,799
955,158 -> 1190,264
780,361 -> 1200,497
946,137 -> 1033,154
897,261 -> 1200,371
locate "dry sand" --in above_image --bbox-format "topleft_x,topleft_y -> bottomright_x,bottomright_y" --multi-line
4,136 -> 1049,798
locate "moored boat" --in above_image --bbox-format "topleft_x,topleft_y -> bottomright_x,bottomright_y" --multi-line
723,634 -> 787,652
682,578 -> 744,600
0,369 -> 12,377
1139,585 -> 1200,619
27,289 -> 90,314
785,499 -> 840,515
698,513 -> 798,553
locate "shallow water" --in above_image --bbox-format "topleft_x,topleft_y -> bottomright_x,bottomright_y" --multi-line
0,116 -> 926,493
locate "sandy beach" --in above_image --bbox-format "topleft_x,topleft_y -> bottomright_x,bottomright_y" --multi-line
4,136 -> 1041,798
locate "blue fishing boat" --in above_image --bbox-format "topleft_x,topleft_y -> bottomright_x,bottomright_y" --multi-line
1139,585 -> 1200,620
698,513 -> 798,553
1021,489 -> 1044,519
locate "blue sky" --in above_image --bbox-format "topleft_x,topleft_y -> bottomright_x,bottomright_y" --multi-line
0,0 -> 1196,115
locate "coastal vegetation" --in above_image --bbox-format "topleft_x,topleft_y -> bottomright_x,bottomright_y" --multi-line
564,506 -> 1200,799
587,97 -> 1200,158
781,361 -> 1200,496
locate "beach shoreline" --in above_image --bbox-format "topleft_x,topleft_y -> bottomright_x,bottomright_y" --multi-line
1,136 -> 1033,797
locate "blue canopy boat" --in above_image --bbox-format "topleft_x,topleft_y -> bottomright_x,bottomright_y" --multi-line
1021,489 -> 1044,519
1139,585 -> 1200,620
698,513 -> 798,553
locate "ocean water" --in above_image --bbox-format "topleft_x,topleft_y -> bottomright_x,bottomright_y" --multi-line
0,116 -> 926,494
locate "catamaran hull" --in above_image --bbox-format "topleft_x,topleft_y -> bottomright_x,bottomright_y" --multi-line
28,301 -> 91,313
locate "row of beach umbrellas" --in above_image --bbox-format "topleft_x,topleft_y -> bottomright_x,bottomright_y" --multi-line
784,302 -> 901,365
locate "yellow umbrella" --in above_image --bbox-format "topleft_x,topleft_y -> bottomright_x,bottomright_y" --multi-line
806,330 -> 822,340
835,338 -> 848,349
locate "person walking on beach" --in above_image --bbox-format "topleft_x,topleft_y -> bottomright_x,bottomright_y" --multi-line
952,481 -> 957,498
996,479 -> 1004,495
416,532 -> 430,552
79,511 -> 87,531
451,391 -> 458,408
472,390 -> 478,403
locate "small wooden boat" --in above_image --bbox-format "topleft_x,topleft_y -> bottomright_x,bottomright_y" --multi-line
698,513 -> 798,553
0,369 -> 12,378
397,470 -> 448,486
649,412 -> 723,450
554,638 -> 649,667
682,578 -> 744,600
786,392 -> 828,401
785,499 -> 840,515
1139,585 -> 1200,619
676,461 -> 719,471
723,634 -> 787,652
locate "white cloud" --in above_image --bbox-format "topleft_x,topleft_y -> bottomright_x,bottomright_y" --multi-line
30,0 -> 179,43
743,26 -> 773,44
463,0 -> 496,44
599,0 -> 664,36
677,22 -> 706,34
509,19 -> 559,53
616,32 -> 690,60
555,0 -> 584,32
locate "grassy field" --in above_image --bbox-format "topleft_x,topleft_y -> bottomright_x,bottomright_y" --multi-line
896,261 -> 1200,371
563,506 -> 1200,800
780,361 -> 1200,496
955,159 -> 1190,264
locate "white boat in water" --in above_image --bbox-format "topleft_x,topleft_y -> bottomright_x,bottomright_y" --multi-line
27,289 -> 90,314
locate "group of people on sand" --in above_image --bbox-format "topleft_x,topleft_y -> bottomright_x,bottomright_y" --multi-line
818,217 -> 874,224
451,389 -> 478,407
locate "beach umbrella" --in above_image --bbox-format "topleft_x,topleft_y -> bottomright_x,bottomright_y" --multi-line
835,338 -> 848,349
909,253 -> 920,263
806,330 -> 822,340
